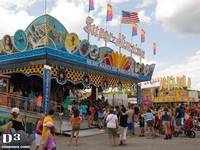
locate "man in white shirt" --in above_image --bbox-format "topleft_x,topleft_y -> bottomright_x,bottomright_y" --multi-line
106,107 -> 119,146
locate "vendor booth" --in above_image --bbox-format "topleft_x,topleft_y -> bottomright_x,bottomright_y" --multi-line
142,76 -> 199,107
0,15 -> 155,114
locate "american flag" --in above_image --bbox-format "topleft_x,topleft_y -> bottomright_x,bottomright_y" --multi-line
121,11 -> 139,24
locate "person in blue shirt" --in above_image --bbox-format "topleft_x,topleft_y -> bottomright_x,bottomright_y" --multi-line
179,105 -> 185,126
145,109 -> 155,137
81,102 -> 88,119
98,107 -> 104,129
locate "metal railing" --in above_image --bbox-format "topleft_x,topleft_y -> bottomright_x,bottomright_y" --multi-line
0,92 -> 40,113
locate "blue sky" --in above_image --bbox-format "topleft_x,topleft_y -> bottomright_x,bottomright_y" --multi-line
0,0 -> 200,89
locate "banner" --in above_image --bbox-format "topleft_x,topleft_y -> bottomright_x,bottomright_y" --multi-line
89,0 -> 94,11
106,3 -> 113,21
43,65 -> 52,114
141,29 -> 145,43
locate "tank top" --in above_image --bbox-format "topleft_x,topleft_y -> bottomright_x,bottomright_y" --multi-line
36,121 -> 43,135
119,113 -> 128,127
162,112 -> 170,121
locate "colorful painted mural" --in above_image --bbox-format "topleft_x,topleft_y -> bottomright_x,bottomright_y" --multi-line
0,35 -> 17,54
65,33 -> 80,53
105,51 -> 129,70
25,15 -> 68,51
0,14 -> 155,79
13,30 -> 28,52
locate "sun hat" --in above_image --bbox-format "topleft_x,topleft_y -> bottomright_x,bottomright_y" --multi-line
11,107 -> 20,114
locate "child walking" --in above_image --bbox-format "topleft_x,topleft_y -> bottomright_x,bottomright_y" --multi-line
139,111 -> 145,137
69,109 -> 82,146
45,123 -> 56,150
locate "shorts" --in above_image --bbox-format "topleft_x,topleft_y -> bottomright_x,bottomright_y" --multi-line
88,111 -> 91,115
107,128 -> 117,137
176,118 -> 181,126
147,120 -> 154,127
162,121 -> 170,126
35,133 -> 42,146
98,117 -> 104,121
72,124 -> 80,131
140,122 -> 145,128
181,118 -> 185,125
82,112 -> 87,116
127,123 -> 133,130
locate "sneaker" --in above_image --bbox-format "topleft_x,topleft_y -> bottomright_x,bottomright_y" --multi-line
164,135 -> 169,140
75,142 -> 78,146
119,141 -> 123,146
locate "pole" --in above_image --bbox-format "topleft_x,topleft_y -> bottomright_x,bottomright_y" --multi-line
140,42 -> 142,64
137,83 -> 141,106
44,0 -> 47,15
131,34 -> 133,57
45,0 -> 48,47
119,23 -> 122,53
88,1 -> 90,42
105,20 -> 108,47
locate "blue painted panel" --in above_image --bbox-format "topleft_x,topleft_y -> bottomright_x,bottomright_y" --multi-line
0,48 -> 46,62
0,47 -> 151,82
43,66 -> 51,114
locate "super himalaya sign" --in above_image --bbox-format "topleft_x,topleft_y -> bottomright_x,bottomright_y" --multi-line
84,16 -> 145,58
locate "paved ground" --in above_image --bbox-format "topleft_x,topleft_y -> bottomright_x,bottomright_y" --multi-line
31,130 -> 200,150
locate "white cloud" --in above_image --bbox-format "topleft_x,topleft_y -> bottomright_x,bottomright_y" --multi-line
0,0 -> 132,39
0,0 -> 37,10
0,1 -> 41,38
137,0 -> 155,8
0,6 -> 34,38
155,0 -> 200,35
154,50 -> 200,90
49,0 -> 88,38
49,0 -> 131,37
108,16 -> 121,27
110,0 -> 130,3
138,10 -> 151,24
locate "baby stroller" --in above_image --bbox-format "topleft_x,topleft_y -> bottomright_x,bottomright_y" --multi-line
173,118 -> 196,138
193,117 -> 200,131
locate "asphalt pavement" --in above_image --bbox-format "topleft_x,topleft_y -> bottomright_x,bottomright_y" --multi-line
30,130 -> 200,150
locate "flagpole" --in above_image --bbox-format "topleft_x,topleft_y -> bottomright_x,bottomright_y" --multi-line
88,12 -> 90,42
131,33 -> 133,57
87,0 -> 91,42
44,0 -> 48,47
105,19 -> 108,47
87,15 -> 90,42
119,23 -> 122,53
140,42 -> 142,64
44,0 -> 47,14
153,42 -> 156,62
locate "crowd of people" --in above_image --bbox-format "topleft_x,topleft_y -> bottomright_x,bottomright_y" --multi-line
1,101 -> 199,149
62,102 -> 200,147
68,102 -> 198,147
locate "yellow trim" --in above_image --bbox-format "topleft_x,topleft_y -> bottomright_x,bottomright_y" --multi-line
0,65 -> 134,88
